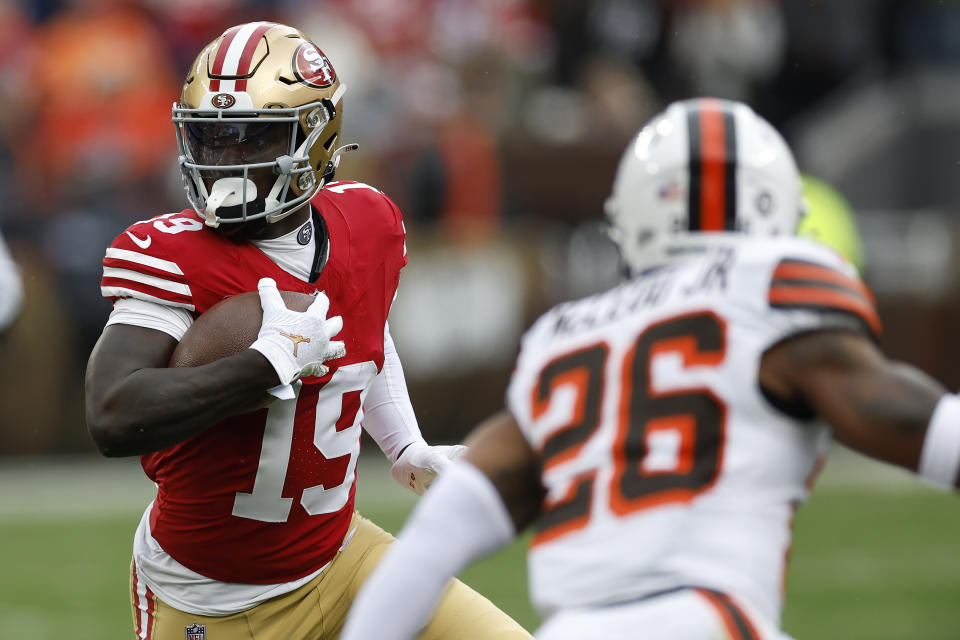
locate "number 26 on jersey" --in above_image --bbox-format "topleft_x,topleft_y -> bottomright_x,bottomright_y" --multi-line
531,312 -> 727,546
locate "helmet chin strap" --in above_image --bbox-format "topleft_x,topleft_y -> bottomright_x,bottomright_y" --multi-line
264,164 -> 295,224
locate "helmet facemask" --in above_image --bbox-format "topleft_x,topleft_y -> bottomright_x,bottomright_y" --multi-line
173,91 -> 344,228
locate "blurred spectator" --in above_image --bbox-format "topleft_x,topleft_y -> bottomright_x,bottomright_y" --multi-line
404,56 -> 503,242
328,0 -> 435,57
43,207 -> 128,355
667,0 -> 786,102
290,0 -> 548,241
431,0 -> 553,74
579,54 -> 658,143
758,0 -> 888,125
0,0 -> 37,224
13,0 -> 185,367
586,0 -> 660,62
21,0 -> 179,212
541,0 -> 660,89
143,0 -> 245,71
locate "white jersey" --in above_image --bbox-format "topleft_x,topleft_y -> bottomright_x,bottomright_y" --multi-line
506,237 -> 880,625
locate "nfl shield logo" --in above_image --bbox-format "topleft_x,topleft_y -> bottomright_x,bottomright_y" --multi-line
185,623 -> 206,640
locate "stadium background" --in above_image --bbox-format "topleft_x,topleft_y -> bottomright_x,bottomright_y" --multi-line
1,0 -> 960,638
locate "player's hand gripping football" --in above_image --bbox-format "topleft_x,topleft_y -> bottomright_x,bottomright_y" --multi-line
250,278 -> 347,385
391,442 -> 469,495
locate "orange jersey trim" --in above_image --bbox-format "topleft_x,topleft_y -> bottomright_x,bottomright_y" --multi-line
695,588 -> 762,640
772,260 -> 876,305
698,103 -> 728,231
769,259 -> 882,338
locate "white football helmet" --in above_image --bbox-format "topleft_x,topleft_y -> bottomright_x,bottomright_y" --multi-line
605,98 -> 803,274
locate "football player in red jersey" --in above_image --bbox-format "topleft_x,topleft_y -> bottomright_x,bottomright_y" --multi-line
84,22 -> 531,640
341,99 -> 960,640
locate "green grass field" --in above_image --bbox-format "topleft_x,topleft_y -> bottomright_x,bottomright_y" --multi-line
1,451 -> 959,639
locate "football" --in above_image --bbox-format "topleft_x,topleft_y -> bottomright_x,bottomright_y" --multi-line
169,290 -> 316,367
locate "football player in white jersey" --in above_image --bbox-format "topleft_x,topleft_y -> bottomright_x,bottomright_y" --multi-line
341,98 -> 960,640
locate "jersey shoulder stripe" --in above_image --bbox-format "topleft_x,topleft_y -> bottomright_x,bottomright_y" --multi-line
102,267 -> 191,296
101,247 -> 195,310
100,286 -> 195,310
768,257 -> 881,338
105,247 -> 185,275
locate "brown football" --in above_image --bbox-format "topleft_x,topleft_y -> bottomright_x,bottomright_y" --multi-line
170,290 -> 316,368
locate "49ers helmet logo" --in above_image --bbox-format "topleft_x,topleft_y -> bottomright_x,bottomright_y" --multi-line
293,43 -> 337,88
212,93 -> 236,109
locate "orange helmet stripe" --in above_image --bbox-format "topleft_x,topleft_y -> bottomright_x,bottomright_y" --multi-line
687,99 -> 738,232
699,102 -> 726,231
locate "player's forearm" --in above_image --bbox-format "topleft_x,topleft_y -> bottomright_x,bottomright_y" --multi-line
764,330 -> 945,473
814,359 -> 943,472
86,349 -> 277,457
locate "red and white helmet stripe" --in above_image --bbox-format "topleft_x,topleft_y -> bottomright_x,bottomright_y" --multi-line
209,22 -> 277,92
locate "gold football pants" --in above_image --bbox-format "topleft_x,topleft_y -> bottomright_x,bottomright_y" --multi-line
130,511 -> 531,639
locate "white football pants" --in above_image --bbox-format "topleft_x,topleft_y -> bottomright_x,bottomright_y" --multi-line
534,587 -> 794,640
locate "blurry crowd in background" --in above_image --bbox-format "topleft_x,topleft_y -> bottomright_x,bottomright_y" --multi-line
2,0 -> 960,453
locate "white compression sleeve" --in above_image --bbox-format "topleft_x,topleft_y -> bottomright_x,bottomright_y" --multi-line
340,462 -> 516,640
106,297 -> 194,340
918,393 -> 960,489
362,324 -> 425,463
0,230 -> 22,331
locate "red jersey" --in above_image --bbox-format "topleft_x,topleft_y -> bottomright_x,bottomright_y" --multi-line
101,182 -> 407,584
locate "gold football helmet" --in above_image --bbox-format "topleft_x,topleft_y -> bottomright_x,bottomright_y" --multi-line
173,22 -> 352,227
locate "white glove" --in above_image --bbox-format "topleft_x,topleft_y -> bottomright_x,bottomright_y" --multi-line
250,278 -> 347,385
391,441 -> 468,495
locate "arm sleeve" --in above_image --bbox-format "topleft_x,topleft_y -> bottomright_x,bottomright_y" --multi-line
0,230 -> 23,331
918,393 -> 960,489
105,297 -> 194,340
362,323 -> 425,463
340,461 -> 516,640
